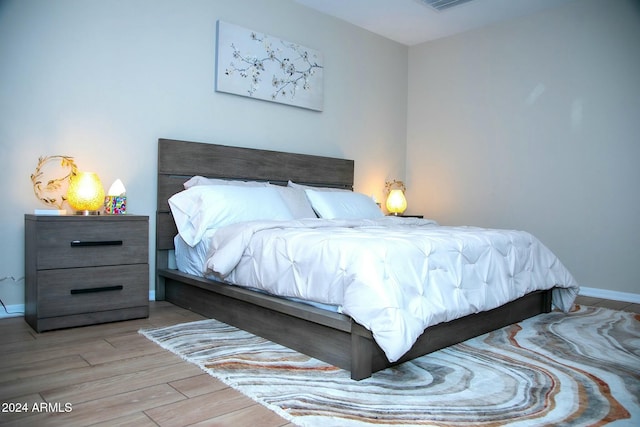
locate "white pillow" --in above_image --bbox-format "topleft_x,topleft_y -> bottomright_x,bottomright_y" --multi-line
169,185 -> 294,246
183,177 -> 315,219
184,176 -> 269,189
270,185 -> 317,218
304,189 -> 383,220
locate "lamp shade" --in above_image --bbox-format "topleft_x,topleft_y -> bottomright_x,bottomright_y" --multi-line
386,189 -> 407,215
66,171 -> 105,215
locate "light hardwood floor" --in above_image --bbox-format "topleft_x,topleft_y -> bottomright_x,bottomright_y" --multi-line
1,296 -> 637,426
0,301 -> 292,427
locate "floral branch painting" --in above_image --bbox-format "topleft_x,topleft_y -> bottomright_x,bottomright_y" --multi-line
215,21 -> 324,111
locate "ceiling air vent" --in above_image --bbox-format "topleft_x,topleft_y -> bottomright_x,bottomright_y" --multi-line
419,0 -> 475,12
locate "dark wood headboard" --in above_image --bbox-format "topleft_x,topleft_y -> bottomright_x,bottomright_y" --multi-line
156,138 -> 355,279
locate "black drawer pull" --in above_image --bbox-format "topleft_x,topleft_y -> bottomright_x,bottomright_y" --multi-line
70,240 -> 123,247
70,285 -> 124,295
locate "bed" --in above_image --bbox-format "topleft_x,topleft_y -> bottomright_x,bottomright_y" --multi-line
156,138 -> 579,380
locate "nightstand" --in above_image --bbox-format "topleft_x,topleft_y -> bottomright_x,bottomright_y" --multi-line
24,214 -> 149,332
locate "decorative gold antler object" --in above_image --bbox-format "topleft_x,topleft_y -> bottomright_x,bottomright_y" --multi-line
384,179 -> 406,194
31,155 -> 78,209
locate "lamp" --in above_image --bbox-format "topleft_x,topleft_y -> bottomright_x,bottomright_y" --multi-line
104,179 -> 127,215
66,171 -> 105,215
385,180 -> 407,216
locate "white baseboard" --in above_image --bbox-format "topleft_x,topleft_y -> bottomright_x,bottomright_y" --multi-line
1,293 -> 157,320
579,286 -> 640,304
2,288 -> 636,320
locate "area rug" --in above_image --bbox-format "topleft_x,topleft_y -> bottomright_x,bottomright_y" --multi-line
140,305 -> 640,426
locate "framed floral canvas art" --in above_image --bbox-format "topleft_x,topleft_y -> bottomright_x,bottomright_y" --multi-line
215,20 -> 324,111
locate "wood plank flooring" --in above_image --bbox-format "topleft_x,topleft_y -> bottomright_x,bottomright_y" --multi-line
0,301 -> 292,427
0,296 -> 637,426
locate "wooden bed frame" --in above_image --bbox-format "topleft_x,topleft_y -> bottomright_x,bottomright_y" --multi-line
156,138 -> 553,380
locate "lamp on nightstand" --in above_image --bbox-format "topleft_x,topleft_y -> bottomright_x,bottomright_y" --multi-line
385,180 -> 407,216
66,171 -> 105,215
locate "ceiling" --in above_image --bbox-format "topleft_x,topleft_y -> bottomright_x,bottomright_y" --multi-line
295,0 -> 576,46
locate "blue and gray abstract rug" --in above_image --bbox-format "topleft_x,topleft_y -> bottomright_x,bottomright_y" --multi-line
140,305 -> 639,426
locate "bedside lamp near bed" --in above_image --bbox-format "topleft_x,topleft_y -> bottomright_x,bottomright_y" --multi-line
385,180 -> 407,216
66,171 -> 105,215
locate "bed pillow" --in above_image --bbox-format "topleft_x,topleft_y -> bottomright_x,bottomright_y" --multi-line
304,189 -> 383,220
184,176 -> 269,189
269,185 -> 317,218
169,185 -> 294,246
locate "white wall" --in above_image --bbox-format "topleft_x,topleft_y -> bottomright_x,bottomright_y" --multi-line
2,0 -> 636,311
407,0 -> 640,296
0,0 -> 408,307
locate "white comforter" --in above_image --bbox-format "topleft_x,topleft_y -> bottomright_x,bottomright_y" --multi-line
203,217 -> 579,362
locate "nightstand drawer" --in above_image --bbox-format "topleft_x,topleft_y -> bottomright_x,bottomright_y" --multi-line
37,264 -> 148,317
35,220 -> 148,269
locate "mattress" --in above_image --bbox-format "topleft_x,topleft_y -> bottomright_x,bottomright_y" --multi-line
174,230 -> 216,278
